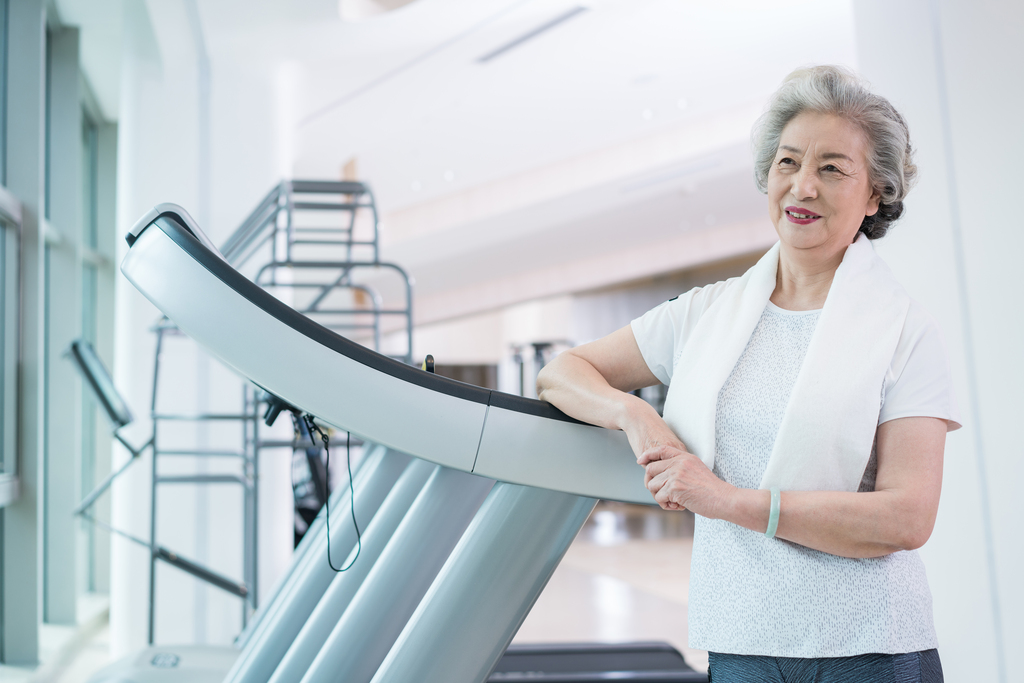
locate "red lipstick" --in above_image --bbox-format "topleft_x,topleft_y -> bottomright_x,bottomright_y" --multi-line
785,206 -> 821,225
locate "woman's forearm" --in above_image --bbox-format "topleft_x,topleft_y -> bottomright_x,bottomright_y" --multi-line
536,352 -> 639,431
537,350 -> 685,458
723,417 -> 944,558
724,487 -> 932,558
646,417 -> 945,558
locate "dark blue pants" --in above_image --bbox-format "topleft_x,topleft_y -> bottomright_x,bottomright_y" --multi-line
708,649 -> 943,683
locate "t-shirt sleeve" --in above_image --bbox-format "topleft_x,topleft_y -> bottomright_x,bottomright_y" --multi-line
630,280 -> 731,386
879,302 -> 962,431
629,299 -> 679,385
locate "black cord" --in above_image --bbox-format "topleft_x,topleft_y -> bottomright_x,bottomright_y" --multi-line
302,414 -> 360,572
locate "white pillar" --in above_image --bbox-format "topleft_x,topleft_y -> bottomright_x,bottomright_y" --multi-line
853,2 -> 1024,681
110,0 -> 172,657
43,25 -> 84,626
91,120 -> 120,596
2,0 -> 47,665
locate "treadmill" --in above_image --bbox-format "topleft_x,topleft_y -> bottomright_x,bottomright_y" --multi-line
88,204 -> 706,683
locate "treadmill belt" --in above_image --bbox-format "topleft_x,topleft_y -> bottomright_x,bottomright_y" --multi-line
491,642 -> 708,682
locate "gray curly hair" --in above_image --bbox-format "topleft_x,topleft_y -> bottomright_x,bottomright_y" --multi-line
751,65 -> 917,239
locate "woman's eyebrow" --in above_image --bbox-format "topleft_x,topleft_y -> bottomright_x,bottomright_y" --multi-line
820,152 -> 854,162
779,145 -> 854,163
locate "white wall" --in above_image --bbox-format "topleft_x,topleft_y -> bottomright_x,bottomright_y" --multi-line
854,1 -> 1024,681
111,0 -> 290,656
400,254 -> 760,398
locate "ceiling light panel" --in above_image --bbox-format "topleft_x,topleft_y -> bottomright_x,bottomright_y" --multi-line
476,6 -> 588,63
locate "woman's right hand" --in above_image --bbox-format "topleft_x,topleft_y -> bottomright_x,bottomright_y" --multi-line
618,395 -> 693,511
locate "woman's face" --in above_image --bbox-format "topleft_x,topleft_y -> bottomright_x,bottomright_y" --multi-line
767,111 -> 881,257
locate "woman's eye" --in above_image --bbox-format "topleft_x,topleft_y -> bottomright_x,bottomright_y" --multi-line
778,157 -> 796,166
822,164 -> 842,174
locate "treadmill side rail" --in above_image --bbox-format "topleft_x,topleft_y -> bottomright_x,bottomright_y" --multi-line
122,223 -> 486,473
121,207 -> 653,505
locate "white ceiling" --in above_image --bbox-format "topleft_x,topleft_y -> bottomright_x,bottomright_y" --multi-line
187,0 -> 858,213
57,0 -> 859,320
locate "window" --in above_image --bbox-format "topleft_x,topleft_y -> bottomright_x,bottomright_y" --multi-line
79,110 -> 99,591
0,5 -> 118,662
0,193 -> 17,488
0,0 -> 8,186
0,0 -> 15,499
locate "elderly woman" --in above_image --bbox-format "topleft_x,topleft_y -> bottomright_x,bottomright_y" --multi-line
537,66 -> 959,682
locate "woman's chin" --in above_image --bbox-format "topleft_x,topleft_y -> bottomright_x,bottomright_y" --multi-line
775,223 -> 828,250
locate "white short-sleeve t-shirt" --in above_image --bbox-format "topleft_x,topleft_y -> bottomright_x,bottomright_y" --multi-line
630,283 -> 960,658
631,282 -> 961,430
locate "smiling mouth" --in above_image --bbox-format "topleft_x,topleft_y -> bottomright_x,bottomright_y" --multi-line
786,210 -> 820,220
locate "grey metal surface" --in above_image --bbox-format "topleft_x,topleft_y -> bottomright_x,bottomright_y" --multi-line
234,442 -> 383,649
473,404 -> 648,504
224,447 -> 409,683
122,224 -> 487,475
371,483 -> 597,683
299,467 -> 494,683
122,218 -> 654,504
268,458 -> 436,683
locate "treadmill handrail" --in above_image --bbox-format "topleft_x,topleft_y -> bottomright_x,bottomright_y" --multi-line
133,207 -> 584,425
122,204 -> 651,504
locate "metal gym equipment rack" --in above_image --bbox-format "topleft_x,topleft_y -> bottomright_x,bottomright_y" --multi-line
145,180 -> 413,642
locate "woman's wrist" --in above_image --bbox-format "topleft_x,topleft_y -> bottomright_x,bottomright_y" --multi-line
616,392 -> 655,433
705,480 -> 734,522
718,486 -> 765,528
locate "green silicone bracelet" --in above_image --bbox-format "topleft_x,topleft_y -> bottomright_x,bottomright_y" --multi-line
765,488 -> 781,539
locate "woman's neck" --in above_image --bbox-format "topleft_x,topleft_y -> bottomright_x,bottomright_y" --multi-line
770,245 -> 846,311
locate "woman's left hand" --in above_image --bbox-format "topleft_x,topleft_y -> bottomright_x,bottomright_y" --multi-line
640,445 -> 733,517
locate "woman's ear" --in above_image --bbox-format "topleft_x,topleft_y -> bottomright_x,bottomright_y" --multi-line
865,187 -> 882,217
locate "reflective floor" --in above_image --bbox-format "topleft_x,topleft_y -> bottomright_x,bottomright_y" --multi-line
0,595 -> 111,683
514,501 -> 707,673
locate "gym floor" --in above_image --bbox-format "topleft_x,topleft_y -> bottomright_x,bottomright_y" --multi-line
0,501 -> 704,681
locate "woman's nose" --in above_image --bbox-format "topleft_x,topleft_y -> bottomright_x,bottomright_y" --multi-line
792,167 -> 818,200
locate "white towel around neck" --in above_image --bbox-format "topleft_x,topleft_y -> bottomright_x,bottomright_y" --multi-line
663,233 -> 911,492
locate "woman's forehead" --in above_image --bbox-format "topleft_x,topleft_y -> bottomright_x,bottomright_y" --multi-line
778,112 -> 870,160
